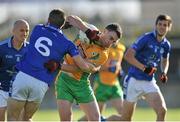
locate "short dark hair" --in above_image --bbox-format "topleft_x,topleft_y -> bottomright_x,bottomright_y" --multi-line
105,23 -> 122,39
48,9 -> 65,28
155,14 -> 172,28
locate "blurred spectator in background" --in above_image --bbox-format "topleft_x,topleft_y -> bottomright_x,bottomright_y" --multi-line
0,19 -> 29,121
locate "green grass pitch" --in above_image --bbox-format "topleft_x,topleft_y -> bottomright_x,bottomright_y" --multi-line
33,108 -> 180,121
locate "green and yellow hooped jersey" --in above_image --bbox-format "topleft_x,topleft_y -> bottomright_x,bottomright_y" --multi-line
64,39 -> 109,80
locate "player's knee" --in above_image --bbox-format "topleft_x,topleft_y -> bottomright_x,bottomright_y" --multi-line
60,111 -> 72,121
7,111 -> 18,121
157,106 -> 167,116
117,107 -> 123,115
92,113 -> 100,121
66,111 -> 72,118
0,113 -> 5,121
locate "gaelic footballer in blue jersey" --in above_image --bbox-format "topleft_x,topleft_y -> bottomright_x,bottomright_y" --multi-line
108,14 -> 172,121
0,19 -> 29,121
7,9 -> 99,121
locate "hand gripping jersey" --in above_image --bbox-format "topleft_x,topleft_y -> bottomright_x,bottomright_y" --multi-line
64,39 -> 109,80
99,43 -> 125,85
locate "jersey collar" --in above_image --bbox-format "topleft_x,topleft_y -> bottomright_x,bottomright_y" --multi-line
153,30 -> 166,43
8,36 -> 28,49
7,36 -> 13,48
46,23 -> 62,33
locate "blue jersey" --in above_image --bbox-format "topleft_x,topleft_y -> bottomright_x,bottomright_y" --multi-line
16,24 -> 79,86
128,31 -> 171,81
0,37 -> 29,91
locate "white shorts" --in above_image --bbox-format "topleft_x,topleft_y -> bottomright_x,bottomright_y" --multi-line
0,90 -> 9,107
123,75 -> 160,102
11,71 -> 48,103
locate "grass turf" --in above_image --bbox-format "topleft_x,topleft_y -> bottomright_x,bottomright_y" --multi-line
32,107 -> 180,121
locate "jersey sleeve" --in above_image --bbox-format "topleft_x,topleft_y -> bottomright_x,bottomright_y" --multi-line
131,34 -> 147,52
67,41 -> 79,57
162,41 -> 171,58
117,43 -> 126,52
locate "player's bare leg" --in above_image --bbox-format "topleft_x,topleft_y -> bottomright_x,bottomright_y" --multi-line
0,107 -> 6,121
79,101 -> 100,121
22,101 -> 40,121
18,108 -> 25,121
106,98 -> 123,121
57,100 -> 73,121
145,92 -> 167,121
120,100 -> 136,121
111,98 -> 123,114
98,102 -> 108,121
78,101 -> 105,121
98,102 -> 106,114
7,98 -> 25,121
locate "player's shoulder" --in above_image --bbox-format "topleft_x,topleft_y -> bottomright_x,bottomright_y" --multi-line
141,32 -> 153,39
32,24 -> 43,29
35,24 -> 44,28
31,24 -> 45,33
116,43 -> 126,52
163,38 -> 171,48
59,36 -> 76,49
0,37 -> 11,47
135,32 -> 153,44
62,35 -> 73,44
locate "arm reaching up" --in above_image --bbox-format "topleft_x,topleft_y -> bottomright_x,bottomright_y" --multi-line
66,15 -> 100,41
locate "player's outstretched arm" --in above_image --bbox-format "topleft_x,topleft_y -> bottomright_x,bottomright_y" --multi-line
67,15 -> 100,41
66,15 -> 88,32
44,59 -> 99,73
61,61 -> 100,73
124,48 -> 145,71
124,48 -> 157,75
159,57 -> 169,83
160,57 -> 169,75
61,64 -> 81,72
72,55 -> 100,73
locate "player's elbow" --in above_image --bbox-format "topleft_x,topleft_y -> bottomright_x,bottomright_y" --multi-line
124,51 -> 131,62
77,63 -> 90,73
124,48 -> 135,62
